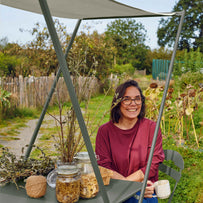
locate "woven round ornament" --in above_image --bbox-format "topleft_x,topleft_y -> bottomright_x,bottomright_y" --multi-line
25,175 -> 47,198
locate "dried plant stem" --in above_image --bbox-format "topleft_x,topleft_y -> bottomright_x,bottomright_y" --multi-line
0,147 -> 54,189
162,112 -> 165,136
184,116 -> 189,140
191,114 -> 199,148
168,117 -> 171,136
174,118 -> 179,133
71,132 -> 83,157
181,115 -> 183,144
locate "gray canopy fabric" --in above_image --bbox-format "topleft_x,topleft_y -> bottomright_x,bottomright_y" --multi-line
1,0 -> 177,19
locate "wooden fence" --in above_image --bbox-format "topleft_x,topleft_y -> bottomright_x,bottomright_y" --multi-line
0,74 -> 100,108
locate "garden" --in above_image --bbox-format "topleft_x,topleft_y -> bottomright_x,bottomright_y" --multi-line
0,70 -> 202,202
0,0 -> 203,201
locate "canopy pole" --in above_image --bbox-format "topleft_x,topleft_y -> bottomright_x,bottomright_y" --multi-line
38,0 -> 109,202
25,19 -> 82,159
138,10 -> 185,203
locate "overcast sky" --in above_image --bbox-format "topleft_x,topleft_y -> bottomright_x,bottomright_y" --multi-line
0,0 -> 178,49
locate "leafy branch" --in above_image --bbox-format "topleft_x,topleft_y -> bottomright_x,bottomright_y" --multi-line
0,146 -> 54,189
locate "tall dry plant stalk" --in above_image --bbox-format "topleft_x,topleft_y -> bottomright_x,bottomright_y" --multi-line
46,69 -> 116,163
47,75 -> 92,163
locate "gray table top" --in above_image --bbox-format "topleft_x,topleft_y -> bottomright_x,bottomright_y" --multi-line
0,179 -> 142,203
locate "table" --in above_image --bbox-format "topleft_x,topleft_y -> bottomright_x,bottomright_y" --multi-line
0,179 -> 142,203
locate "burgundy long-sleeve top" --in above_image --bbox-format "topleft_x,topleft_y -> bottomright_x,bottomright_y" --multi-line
95,118 -> 165,182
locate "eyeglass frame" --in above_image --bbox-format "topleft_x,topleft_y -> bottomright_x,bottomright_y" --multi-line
121,96 -> 142,105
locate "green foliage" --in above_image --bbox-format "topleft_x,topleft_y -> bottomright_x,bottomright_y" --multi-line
5,107 -> 38,120
69,31 -> 114,80
1,21 -> 115,79
105,18 -> 149,70
0,88 -> 12,120
1,43 -> 36,77
157,0 -> 203,51
145,47 -> 173,74
159,146 -> 203,203
0,86 -> 39,122
0,107 -> 40,144
176,71 -> 203,90
110,63 -> 134,76
0,107 -> 39,129
0,88 -> 11,107
173,48 -> 203,76
0,52 -> 18,77
152,49 -> 203,79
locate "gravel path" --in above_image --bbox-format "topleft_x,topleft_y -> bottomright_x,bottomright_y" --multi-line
1,119 -> 39,156
0,116 -> 55,157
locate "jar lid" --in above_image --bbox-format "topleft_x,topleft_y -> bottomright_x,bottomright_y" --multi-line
75,152 -> 99,161
57,164 -> 79,175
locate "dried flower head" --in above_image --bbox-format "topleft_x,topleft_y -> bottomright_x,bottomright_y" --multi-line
188,89 -> 196,97
180,93 -> 187,98
150,83 -> 158,89
168,88 -> 174,93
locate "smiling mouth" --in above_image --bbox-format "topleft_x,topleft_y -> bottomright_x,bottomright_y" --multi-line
127,109 -> 137,112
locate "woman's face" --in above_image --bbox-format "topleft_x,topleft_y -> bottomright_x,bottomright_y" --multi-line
120,86 -> 142,121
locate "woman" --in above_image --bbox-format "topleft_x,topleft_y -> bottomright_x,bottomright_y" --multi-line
95,80 -> 165,202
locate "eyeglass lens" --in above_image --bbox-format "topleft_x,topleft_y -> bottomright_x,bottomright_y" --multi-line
122,96 -> 142,105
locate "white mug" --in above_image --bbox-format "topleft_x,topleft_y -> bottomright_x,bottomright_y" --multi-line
153,180 -> 171,199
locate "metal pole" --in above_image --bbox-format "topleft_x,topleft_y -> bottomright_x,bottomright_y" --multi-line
138,10 -> 185,203
25,19 -> 82,159
38,0 -> 109,202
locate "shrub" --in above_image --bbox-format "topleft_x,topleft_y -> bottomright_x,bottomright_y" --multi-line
110,63 -> 134,76
0,52 -> 18,77
176,71 -> 203,90
174,48 -> 203,76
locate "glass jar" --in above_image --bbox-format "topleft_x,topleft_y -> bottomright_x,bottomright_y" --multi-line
55,163 -> 81,203
47,168 -> 57,188
75,152 -> 99,199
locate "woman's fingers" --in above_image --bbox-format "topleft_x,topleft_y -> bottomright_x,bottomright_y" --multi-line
147,180 -> 154,186
144,180 -> 155,198
144,188 -> 154,198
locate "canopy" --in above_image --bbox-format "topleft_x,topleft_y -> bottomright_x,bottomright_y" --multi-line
1,0 -> 178,19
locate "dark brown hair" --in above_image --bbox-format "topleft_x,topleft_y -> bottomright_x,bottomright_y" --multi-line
110,80 -> 145,123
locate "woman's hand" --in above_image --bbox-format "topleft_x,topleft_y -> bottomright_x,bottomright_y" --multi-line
110,170 -> 155,198
126,169 -> 144,182
111,170 -> 126,180
144,180 -> 155,198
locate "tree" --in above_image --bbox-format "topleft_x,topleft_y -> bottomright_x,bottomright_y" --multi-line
0,20 -> 65,77
0,43 -> 31,77
145,47 -> 173,74
68,31 -> 115,80
105,18 -> 149,70
0,52 -> 18,77
157,0 -> 203,51
1,20 -> 114,78
23,19 -> 68,76
0,37 -> 9,51
21,20 -> 114,78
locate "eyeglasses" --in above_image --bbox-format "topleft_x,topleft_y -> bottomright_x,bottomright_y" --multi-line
122,96 -> 142,105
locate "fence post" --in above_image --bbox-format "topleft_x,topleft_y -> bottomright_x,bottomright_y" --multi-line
19,75 -> 24,107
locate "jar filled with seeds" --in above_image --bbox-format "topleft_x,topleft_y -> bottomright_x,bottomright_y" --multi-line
55,163 -> 80,203
75,152 -> 99,199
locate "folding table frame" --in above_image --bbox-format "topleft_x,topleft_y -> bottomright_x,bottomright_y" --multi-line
0,1 -> 185,202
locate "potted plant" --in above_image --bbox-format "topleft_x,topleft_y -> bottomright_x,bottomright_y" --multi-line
47,72 -> 106,202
